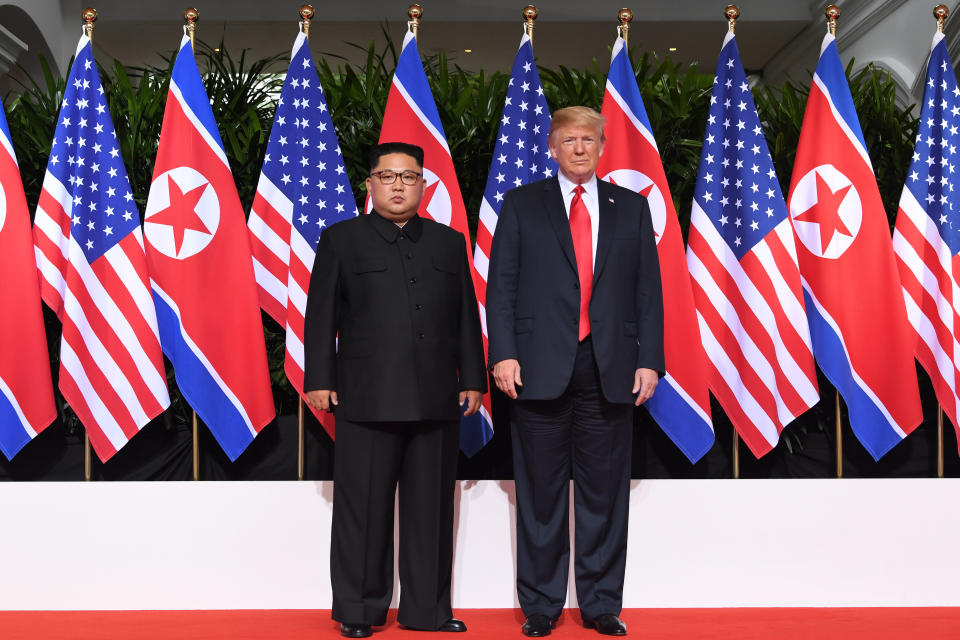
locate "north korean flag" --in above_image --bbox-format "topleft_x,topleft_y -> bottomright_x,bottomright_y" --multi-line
787,33 -> 922,459
143,36 -> 275,461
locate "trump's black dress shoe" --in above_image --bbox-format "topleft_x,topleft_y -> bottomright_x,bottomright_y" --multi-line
401,618 -> 467,632
340,622 -> 372,638
584,614 -> 627,636
521,613 -> 554,637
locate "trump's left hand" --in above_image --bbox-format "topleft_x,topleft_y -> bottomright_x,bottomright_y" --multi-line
633,368 -> 658,406
460,390 -> 483,416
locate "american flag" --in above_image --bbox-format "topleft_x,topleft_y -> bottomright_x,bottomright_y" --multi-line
893,27 -> 960,449
248,31 -> 357,437
471,31 -> 556,456
32,34 -> 170,461
686,31 -> 818,458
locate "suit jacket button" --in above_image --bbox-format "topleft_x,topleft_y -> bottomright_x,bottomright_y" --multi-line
415,304 -> 423,311
574,281 -> 580,289
572,317 -> 577,324
409,277 -> 417,284
418,333 -> 425,339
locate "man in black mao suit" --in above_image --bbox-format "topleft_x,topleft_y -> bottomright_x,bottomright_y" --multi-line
303,142 -> 487,639
486,107 -> 664,637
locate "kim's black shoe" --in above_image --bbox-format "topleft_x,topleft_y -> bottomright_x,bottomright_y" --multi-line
340,622 -> 372,638
438,618 -> 467,632
584,613 -> 627,636
521,613 -> 554,637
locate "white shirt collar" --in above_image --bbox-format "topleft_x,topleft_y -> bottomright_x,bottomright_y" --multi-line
557,170 -> 598,200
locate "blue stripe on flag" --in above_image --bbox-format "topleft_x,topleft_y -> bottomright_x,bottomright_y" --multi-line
645,379 -> 714,463
816,38 -> 869,151
803,289 -> 903,461
394,33 -> 446,139
0,386 -> 31,459
608,42 -> 655,136
460,411 -> 493,458
153,292 -> 254,461
172,37 -> 226,155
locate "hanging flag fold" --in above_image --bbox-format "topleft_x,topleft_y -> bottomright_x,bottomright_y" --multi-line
599,35 -> 714,463
0,102 -> 56,459
471,31 -> 557,457
248,31 -> 357,439
893,27 -> 960,451
787,32 -> 921,460
33,34 -> 170,461
144,35 -> 274,461
688,31 -> 819,458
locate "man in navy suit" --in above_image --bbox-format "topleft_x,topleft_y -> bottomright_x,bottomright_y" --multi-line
486,107 -> 664,637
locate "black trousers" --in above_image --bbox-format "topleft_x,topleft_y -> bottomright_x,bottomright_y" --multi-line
511,336 -> 633,621
330,418 -> 459,629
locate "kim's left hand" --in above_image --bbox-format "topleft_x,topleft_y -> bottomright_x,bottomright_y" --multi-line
633,368 -> 659,406
460,390 -> 483,416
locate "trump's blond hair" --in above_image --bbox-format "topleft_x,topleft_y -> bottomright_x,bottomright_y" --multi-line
548,106 -> 606,142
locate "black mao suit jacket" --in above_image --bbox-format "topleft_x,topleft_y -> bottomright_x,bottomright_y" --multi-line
486,176 -> 664,402
303,212 -> 487,421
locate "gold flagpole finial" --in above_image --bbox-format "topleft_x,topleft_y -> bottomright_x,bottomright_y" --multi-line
522,5 -> 538,42
300,4 -> 314,38
184,7 -> 199,48
82,8 -> 97,38
935,4 -> 949,33
617,8 -> 633,46
825,4 -> 840,36
407,4 -> 422,37
725,5 -> 739,34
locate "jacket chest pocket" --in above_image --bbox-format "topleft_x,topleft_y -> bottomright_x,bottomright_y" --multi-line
353,256 -> 387,274
432,255 -> 458,276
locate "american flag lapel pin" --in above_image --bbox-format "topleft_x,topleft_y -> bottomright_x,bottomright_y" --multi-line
608,197 -> 615,203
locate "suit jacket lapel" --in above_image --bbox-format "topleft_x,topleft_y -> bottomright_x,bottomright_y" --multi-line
593,179 -> 617,284
543,177 -> 578,273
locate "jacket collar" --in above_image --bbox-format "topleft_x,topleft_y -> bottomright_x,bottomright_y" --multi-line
368,211 -> 423,243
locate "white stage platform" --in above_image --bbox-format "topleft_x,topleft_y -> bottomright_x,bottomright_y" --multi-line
1,479 -> 957,610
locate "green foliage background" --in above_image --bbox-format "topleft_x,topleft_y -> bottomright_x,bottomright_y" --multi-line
3,35 -> 919,432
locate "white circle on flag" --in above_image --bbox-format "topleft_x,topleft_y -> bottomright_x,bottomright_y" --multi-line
600,169 -> 666,246
789,164 -> 861,260
144,166 -> 220,260
363,167 -> 452,226
0,181 -> 6,234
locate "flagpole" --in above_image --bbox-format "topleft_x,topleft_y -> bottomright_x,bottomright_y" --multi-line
822,4 -> 843,479
935,3 -> 949,480
81,6 -> 98,482
723,4 -> 741,481
295,4 -> 315,482
617,8 -> 632,47
184,7 -> 200,482
407,4 -> 421,37
523,5 -> 538,43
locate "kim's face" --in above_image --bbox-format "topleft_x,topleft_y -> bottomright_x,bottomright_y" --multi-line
366,152 -> 425,223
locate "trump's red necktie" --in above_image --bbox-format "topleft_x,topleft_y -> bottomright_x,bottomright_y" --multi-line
570,185 -> 592,341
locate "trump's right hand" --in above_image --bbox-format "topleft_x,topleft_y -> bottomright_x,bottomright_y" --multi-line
492,359 -> 523,399
304,389 -> 338,412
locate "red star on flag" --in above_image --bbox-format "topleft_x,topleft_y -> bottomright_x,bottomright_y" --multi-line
793,171 -> 852,254
149,176 -> 210,255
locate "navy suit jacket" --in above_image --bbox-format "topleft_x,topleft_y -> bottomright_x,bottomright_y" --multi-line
486,176 -> 664,404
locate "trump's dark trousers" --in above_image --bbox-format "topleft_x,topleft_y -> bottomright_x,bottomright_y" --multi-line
511,336 -> 633,621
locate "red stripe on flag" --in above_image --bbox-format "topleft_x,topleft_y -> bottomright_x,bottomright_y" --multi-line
57,368 -> 120,461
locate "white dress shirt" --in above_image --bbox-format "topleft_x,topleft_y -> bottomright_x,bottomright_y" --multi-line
556,171 -> 600,268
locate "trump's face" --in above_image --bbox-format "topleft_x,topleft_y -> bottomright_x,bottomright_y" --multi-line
366,152 -> 425,223
548,123 -> 604,185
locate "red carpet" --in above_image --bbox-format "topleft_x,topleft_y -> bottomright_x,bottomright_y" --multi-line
1,608 -> 958,639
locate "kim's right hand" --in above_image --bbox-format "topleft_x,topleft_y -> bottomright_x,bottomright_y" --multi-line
492,359 -> 523,399
304,389 -> 338,412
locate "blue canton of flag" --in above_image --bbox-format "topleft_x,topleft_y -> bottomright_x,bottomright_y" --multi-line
260,33 -> 356,251
904,38 -> 960,249
469,32 -> 557,457
49,44 -> 139,259
695,41 -> 787,255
